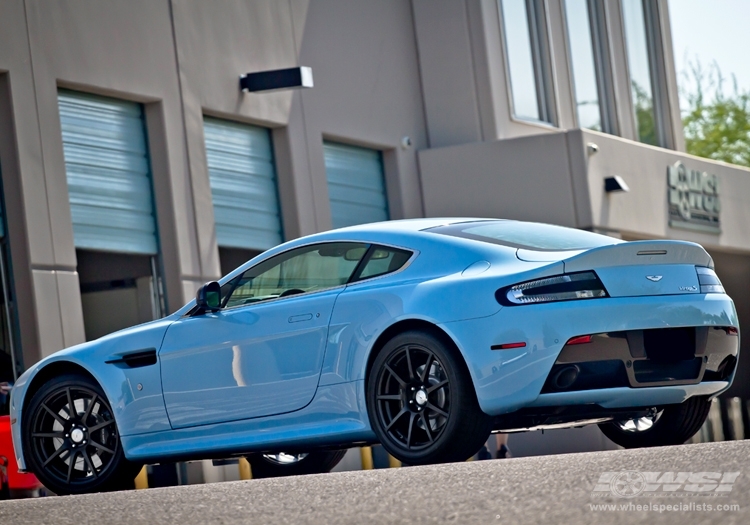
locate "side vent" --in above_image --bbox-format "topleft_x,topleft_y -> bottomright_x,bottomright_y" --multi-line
105,349 -> 157,368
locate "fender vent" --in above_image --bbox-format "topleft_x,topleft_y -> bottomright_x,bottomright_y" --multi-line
105,349 -> 157,368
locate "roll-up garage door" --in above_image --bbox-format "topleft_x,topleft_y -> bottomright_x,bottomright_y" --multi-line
324,141 -> 389,229
204,117 -> 283,251
58,90 -> 158,254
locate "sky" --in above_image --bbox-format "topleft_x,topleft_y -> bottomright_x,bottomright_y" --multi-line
668,0 -> 750,110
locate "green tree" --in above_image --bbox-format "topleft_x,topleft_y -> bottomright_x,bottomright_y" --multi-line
680,60 -> 750,168
632,81 -> 657,146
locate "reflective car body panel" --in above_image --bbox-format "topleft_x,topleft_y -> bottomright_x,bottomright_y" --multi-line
10,319 -> 175,470
442,292 -> 737,415
595,264 -> 701,297
160,288 -> 341,428
122,381 -> 373,462
9,218 -> 740,470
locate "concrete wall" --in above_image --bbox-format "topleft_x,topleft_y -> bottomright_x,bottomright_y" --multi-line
418,132 -> 583,227
419,128 -> 750,252
579,129 -> 750,252
0,0 -> 428,363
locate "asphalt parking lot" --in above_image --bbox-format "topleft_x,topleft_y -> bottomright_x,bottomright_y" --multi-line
1,440 -> 747,525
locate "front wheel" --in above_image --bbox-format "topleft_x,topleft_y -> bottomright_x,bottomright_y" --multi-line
22,374 -> 142,495
366,330 -> 491,465
599,396 -> 711,448
246,450 -> 346,479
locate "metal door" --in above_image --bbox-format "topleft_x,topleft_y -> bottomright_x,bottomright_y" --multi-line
204,117 -> 283,250
58,90 -> 158,255
324,141 -> 389,229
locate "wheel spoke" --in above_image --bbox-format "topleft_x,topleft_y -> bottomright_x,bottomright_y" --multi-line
419,354 -> 434,383
42,445 -> 68,467
66,450 -> 78,484
82,394 -> 98,424
426,379 -> 448,394
406,413 -> 417,447
66,388 -> 76,420
405,347 -> 415,380
41,403 -> 68,425
384,364 -> 407,387
82,449 -> 98,479
421,413 -> 434,443
384,407 -> 408,432
89,419 -> 114,433
89,440 -> 115,455
426,402 -> 448,418
376,394 -> 402,401
32,432 -> 65,439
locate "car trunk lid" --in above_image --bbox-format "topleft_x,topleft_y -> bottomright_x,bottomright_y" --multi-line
518,240 -> 712,298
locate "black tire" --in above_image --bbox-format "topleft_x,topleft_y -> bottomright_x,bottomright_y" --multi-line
366,330 -> 491,465
246,450 -> 347,479
599,396 -> 711,448
22,373 -> 142,495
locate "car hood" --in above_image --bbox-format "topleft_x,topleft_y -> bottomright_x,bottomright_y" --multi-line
58,317 -> 176,358
14,317 -> 176,391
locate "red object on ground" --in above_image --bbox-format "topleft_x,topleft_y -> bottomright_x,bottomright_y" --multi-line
0,415 -> 42,491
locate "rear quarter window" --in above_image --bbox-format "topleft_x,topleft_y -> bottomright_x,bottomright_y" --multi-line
353,246 -> 412,281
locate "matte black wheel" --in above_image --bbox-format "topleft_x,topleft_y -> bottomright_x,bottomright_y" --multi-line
22,374 -> 141,495
366,330 -> 491,465
599,396 -> 711,448
246,450 -> 346,478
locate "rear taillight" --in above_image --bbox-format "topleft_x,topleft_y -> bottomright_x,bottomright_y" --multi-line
497,271 -> 608,306
696,267 -> 725,294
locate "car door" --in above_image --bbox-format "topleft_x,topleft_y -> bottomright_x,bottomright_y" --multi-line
159,242 -> 369,429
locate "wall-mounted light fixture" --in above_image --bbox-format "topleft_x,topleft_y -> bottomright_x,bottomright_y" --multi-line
240,67 -> 314,93
604,175 -> 629,193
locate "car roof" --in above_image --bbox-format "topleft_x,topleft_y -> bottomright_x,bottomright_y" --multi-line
217,219 -> 502,281
329,217 -> 500,235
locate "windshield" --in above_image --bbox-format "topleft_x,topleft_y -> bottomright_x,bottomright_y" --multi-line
426,220 -> 621,252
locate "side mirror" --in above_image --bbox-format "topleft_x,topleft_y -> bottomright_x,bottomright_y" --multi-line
196,281 -> 221,312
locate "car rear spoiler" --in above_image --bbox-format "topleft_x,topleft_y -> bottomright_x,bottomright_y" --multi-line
562,240 -> 712,273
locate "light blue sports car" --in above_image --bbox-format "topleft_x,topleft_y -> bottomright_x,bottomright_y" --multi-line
9,219 -> 740,494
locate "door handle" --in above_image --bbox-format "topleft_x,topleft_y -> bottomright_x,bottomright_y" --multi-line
288,314 -> 313,323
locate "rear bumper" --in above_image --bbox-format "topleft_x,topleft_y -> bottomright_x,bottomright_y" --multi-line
441,293 -> 739,416
529,381 -> 728,409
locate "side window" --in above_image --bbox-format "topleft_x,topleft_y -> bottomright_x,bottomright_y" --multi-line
355,246 -> 412,281
223,242 -> 368,308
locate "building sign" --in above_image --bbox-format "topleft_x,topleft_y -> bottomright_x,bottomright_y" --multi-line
667,161 -> 721,233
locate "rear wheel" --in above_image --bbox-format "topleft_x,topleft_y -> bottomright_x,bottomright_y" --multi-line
22,374 -> 142,495
246,450 -> 346,478
366,330 -> 491,465
599,396 -> 711,448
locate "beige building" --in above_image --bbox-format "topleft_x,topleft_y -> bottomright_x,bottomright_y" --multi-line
0,0 -> 747,470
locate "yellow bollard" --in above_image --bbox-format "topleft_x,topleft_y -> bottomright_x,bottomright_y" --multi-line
387,454 -> 401,468
238,457 -> 253,480
360,446 -> 374,470
134,466 -> 149,489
